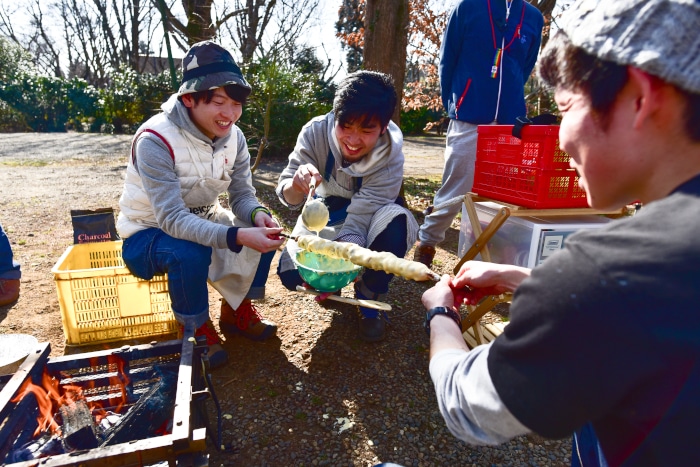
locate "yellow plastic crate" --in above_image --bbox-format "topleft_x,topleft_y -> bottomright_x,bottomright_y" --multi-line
51,240 -> 178,346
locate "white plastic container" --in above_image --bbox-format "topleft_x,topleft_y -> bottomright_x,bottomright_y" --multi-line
458,201 -> 611,268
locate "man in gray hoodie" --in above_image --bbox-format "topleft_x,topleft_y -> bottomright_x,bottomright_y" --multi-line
117,41 -> 284,369
276,71 -> 418,342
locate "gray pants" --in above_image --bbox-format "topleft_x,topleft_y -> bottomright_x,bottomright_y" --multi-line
418,119 -> 479,246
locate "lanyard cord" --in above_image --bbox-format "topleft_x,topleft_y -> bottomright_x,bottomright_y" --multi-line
487,0 -> 525,53
487,0 -> 526,121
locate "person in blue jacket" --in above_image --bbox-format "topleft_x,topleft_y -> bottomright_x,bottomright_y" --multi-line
414,0 -> 543,267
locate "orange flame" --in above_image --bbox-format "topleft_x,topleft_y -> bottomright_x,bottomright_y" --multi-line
108,354 -> 130,413
11,353 -> 132,439
11,377 -> 62,437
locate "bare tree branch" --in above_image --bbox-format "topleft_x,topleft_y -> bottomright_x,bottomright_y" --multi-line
26,1 -> 64,77
0,3 -> 21,43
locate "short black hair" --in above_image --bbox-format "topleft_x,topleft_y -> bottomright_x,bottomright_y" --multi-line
333,70 -> 397,129
539,31 -> 700,141
538,32 -> 628,130
180,84 -> 250,105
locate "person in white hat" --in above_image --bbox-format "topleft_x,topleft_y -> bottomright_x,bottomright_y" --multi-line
421,1 -> 700,465
117,41 -> 284,369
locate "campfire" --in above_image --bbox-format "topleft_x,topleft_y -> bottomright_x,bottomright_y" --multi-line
0,333 -> 221,466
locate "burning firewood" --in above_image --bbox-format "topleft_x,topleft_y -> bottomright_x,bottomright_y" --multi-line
59,398 -> 98,450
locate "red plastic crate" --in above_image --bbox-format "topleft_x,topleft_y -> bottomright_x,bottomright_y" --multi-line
473,124 -> 589,208
475,124 -> 570,170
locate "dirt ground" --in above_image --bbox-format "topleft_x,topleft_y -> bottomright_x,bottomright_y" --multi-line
0,132 -> 450,357
0,132 -> 567,466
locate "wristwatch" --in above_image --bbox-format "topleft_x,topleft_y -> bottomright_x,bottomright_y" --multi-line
424,306 -> 462,336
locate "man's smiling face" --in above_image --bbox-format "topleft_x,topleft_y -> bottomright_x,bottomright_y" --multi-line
334,118 -> 385,163
182,88 -> 242,140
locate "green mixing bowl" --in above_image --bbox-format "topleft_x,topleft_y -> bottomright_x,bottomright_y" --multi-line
294,250 -> 362,292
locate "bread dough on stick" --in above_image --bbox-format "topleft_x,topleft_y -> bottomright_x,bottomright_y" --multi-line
300,180 -> 329,233
296,235 -> 438,281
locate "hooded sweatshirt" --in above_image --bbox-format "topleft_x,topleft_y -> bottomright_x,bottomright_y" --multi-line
276,111 -> 405,245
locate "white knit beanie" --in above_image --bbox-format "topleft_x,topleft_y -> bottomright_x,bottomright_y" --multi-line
561,0 -> 700,94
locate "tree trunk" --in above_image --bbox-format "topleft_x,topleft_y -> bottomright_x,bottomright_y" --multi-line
181,0 -> 217,43
363,0 -> 409,126
130,0 -> 141,71
531,0 -> 557,49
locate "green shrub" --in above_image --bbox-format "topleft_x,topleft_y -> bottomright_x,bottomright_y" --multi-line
400,107 -> 444,135
0,74 -> 99,132
1,35 -> 100,133
0,99 -> 30,132
0,34 -> 334,140
240,58 -> 333,159
91,67 -> 174,134
0,37 -> 33,83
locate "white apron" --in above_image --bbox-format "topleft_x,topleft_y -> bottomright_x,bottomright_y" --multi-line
180,133 -> 261,310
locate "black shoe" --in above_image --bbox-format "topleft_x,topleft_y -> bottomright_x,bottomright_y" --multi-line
357,307 -> 386,342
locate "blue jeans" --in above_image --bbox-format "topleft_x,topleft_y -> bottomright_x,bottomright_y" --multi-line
572,423 -> 608,467
0,223 -> 21,280
122,228 -> 274,329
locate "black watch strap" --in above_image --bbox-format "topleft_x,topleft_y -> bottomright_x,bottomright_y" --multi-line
424,306 -> 462,336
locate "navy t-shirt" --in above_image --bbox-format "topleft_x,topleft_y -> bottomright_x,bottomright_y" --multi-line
488,176 -> 700,466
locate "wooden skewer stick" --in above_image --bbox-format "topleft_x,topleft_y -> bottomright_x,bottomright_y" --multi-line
295,286 -> 392,311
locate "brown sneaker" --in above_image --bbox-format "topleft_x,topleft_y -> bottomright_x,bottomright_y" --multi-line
0,279 -> 20,306
413,243 -> 436,268
219,299 -> 277,341
180,320 -> 228,370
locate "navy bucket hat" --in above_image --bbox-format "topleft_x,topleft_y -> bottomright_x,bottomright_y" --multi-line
177,41 -> 252,100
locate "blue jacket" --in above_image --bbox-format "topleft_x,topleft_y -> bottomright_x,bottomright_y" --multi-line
440,0 -> 544,124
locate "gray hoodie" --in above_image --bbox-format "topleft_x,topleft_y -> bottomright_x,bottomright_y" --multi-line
276,112 -> 405,244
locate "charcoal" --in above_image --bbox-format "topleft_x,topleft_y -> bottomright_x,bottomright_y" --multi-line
6,433 -> 64,462
98,412 -> 121,432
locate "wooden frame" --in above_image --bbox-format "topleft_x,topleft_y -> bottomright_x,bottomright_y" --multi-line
456,193 -> 628,347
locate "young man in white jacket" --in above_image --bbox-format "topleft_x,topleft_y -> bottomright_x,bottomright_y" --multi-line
117,41 -> 284,369
275,71 -> 418,342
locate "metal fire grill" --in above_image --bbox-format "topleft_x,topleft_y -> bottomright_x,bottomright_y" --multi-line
0,330 -> 227,467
